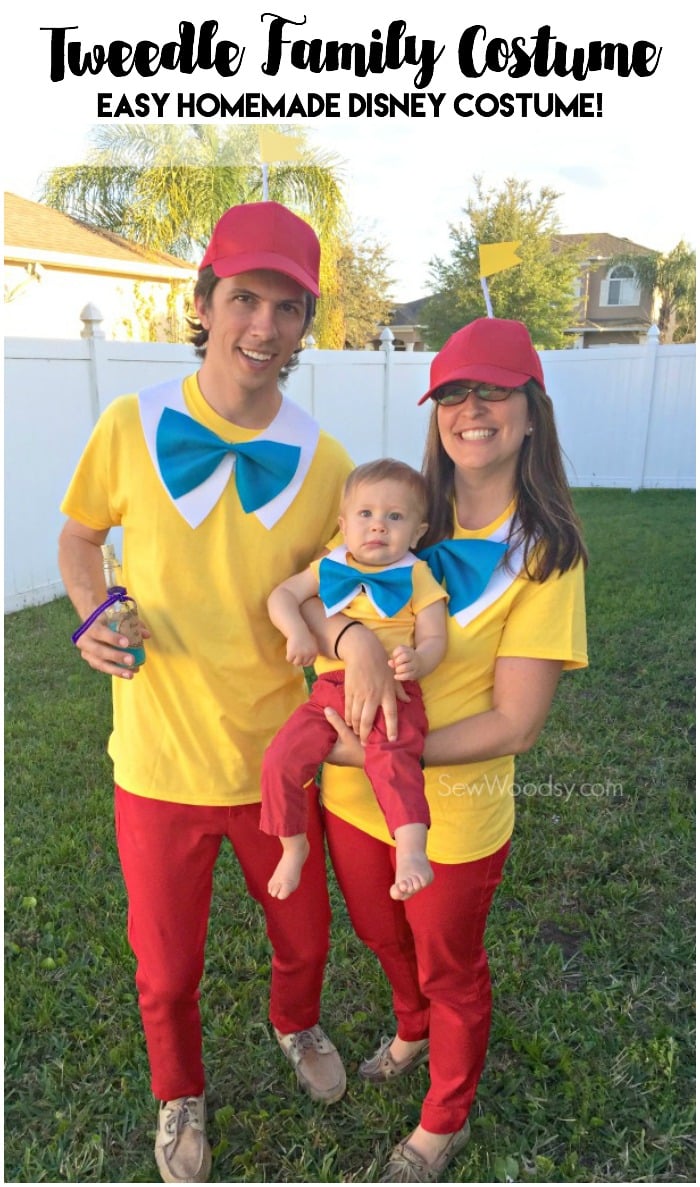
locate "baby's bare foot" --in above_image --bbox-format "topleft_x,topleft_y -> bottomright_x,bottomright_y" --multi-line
267,838 -> 309,899
390,850 -> 434,901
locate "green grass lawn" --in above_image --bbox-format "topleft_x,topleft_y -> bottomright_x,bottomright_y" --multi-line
4,489 -> 695,1183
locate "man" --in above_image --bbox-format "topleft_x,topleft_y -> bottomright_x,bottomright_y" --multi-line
59,202 -> 352,1184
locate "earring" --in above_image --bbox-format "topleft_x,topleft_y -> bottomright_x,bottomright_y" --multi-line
526,426 -> 533,435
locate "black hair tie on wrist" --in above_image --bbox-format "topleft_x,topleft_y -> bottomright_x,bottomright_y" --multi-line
333,619 -> 363,659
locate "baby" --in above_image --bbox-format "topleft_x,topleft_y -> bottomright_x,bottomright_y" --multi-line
260,459 -> 448,902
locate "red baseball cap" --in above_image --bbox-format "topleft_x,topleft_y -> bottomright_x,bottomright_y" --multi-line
199,201 -> 321,297
418,318 -> 545,404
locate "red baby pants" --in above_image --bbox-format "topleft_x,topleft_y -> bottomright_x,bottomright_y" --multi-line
260,671 -> 430,838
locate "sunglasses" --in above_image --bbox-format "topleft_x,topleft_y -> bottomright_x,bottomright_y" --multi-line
433,383 -> 525,406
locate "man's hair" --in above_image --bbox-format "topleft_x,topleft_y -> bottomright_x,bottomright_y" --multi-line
342,459 -> 428,522
187,266 -> 317,380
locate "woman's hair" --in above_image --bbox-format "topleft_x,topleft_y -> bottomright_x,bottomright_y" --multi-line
187,266 -> 317,380
342,458 -> 428,522
420,380 -> 588,580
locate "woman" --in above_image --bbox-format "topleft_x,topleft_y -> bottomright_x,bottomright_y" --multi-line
322,317 -> 588,1182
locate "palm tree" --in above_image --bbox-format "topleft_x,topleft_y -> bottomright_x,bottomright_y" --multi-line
609,241 -> 696,343
41,124 -> 349,346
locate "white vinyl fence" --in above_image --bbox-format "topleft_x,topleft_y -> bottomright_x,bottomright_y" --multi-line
4,313 -> 695,612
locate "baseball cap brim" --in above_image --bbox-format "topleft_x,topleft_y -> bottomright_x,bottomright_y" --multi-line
208,249 -> 320,297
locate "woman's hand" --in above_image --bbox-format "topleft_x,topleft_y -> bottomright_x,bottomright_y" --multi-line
322,706 -> 366,766
337,625 -> 409,744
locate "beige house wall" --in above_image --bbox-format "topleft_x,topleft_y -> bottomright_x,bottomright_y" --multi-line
4,263 -> 193,342
585,266 -> 656,325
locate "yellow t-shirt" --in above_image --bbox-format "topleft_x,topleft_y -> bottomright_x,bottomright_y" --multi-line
311,554 -> 448,677
321,503 -> 588,863
61,373 -> 354,805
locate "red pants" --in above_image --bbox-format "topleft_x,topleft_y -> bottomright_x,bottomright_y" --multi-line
114,784 -> 331,1102
261,671 -> 429,838
324,811 -> 510,1133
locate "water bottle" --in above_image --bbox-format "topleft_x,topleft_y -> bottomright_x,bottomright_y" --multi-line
100,543 -> 146,667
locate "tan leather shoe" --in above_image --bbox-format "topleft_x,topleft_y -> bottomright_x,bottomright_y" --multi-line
155,1094 -> 212,1183
359,1035 -> 429,1083
379,1120 -> 471,1182
275,1024 -> 347,1103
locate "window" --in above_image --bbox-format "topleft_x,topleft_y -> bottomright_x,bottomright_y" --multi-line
601,264 -> 641,307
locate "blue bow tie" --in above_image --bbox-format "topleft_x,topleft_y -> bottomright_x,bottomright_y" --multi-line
417,538 -> 507,615
156,407 -> 301,513
319,558 -> 414,619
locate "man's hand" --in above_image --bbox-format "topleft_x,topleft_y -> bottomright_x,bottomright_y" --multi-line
59,519 -> 150,679
74,617 -> 150,683
74,615 -> 150,679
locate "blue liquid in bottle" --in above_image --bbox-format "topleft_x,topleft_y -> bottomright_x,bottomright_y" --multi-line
108,619 -> 146,667
101,543 -> 146,667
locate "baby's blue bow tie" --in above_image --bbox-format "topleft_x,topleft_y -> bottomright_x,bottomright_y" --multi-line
319,558 -> 414,619
417,538 -> 507,615
156,407 -> 301,513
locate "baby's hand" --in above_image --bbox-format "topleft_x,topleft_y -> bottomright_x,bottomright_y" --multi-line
286,628 -> 318,668
389,645 -> 421,682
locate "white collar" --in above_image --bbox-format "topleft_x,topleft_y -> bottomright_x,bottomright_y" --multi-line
320,544 -> 417,618
138,378 -> 320,529
452,514 -> 524,627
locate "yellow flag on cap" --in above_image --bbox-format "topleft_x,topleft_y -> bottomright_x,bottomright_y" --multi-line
259,127 -> 303,164
478,241 -> 522,279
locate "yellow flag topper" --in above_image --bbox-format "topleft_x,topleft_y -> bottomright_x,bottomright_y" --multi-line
259,128 -> 303,200
258,127 -> 304,164
478,241 -> 522,316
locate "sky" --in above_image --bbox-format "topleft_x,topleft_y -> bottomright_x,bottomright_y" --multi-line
3,1 -> 696,303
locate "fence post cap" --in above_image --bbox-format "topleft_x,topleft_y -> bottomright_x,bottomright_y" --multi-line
80,303 -> 105,339
379,326 -> 395,353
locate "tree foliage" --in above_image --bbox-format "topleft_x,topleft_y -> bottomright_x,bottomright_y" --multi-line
609,240 -> 696,343
422,177 -> 584,350
335,235 -> 395,349
41,124 -> 384,349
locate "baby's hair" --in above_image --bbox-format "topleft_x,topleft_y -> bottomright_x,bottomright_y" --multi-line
342,459 -> 428,521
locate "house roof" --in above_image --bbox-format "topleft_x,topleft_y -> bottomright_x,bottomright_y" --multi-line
4,192 -> 196,276
554,232 -> 658,258
390,296 -> 431,325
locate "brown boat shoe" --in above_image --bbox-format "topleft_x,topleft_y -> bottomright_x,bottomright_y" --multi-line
154,1093 -> 212,1183
275,1023 -> 347,1103
359,1035 -> 430,1083
379,1120 -> 471,1182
